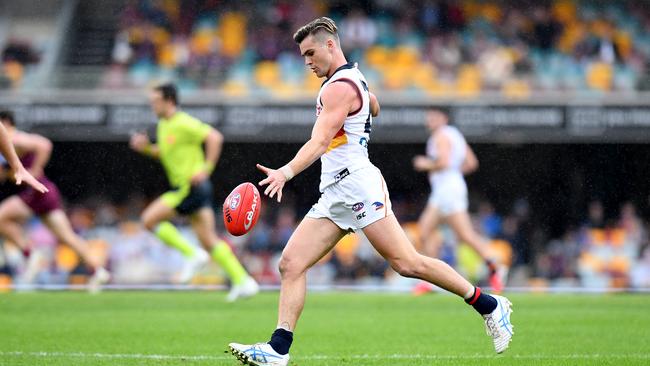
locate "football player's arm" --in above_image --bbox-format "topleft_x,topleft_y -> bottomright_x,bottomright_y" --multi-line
461,144 -> 479,175
369,92 -> 380,117
0,125 -> 48,192
413,132 -> 451,173
257,82 -> 355,202
0,123 -> 23,172
12,131 -> 52,178
130,132 -> 159,159
191,127 -> 224,185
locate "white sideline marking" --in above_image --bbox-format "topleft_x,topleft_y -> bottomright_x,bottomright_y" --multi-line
1,351 -> 649,361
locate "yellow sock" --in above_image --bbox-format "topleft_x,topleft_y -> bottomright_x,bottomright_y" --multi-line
155,222 -> 195,258
211,241 -> 248,285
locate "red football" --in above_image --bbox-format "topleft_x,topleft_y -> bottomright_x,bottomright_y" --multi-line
223,182 -> 261,236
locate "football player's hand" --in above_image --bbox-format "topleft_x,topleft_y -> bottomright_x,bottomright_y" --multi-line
413,155 -> 433,172
14,166 -> 48,193
129,133 -> 150,153
256,164 -> 286,203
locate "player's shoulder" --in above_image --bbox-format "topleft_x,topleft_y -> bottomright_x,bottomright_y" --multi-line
173,111 -> 204,125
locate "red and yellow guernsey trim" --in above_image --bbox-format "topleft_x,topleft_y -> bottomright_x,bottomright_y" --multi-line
327,127 -> 347,152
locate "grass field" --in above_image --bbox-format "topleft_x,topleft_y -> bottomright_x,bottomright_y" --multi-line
1,291 -> 649,365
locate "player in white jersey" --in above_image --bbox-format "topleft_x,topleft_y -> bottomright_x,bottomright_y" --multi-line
228,17 -> 514,366
413,109 -> 505,295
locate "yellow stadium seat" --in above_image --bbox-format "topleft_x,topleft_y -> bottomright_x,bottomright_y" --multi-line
489,239 -> 513,267
456,64 -> 481,97
254,61 -> 281,88
69,274 -> 88,286
410,63 -> 439,91
382,66 -> 410,90
222,80 -> 249,97
56,245 -> 80,272
303,70 -> 322,93
502,79 -> 531,99
219,12 -> 247,58
609,228 -> 626,247
190,29 -> 215,56
151,27 -> 171,46
0,274 -> 11,293
552,0 -> 577,24
579,252 -> 605,272
588,229 -> 606,246
393,46 -> 420,68
401,222 -> 422,251
608,256 -> 630,274
557,21 -> 586,54
586,62 -> 613,91
614,31 -> 632,59
334,233 -> 361,262
365,46 -> 390,68
462,1 -> 481,21
3,61 -> 24,87
481,3 -> 502,23
527,277 -> 550,292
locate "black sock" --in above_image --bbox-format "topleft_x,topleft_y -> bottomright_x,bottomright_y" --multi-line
268,328 -> 293,355
465,287 -> 497,315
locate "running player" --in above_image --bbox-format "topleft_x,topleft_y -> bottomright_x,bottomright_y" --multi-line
129,83 -> 258,301
0,119 -> 47,193
228,17 -> 514,366
412,109 -> 506,294
0,110 -> 110,291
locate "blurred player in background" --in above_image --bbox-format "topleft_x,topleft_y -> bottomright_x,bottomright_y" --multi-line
412,109 -> 507,294
229,17 -> 513,366
129,83 -> 258,301
0,120 -> 48,193
0,110 -> 110,291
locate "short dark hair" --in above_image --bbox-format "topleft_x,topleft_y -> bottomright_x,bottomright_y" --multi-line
0,110 -> 15,126
293,17 -> 339,44
154,83 -> 178,105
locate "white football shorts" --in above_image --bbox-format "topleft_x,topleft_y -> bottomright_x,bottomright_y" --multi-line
306,166 -> 393,231
427,183 -> 468,216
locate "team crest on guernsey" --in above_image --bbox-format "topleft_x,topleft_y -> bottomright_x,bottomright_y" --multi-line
372,202 -> 384,210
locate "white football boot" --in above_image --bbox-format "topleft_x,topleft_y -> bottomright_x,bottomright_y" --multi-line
177,249 -> 209,284
226,276 -> 259,302
229,342 -> 289,366
483,294 -> 514,353
88,267 -> 111,293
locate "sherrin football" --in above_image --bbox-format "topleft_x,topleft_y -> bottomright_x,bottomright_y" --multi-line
223,182 -> 261,236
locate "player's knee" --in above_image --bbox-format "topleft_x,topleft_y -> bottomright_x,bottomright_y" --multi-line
278,254 -> 306,278
390,256 -> 427,279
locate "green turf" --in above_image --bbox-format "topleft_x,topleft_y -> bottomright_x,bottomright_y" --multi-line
0,291 -> 648,365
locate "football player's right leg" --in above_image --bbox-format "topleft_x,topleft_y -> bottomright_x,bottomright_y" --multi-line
229,217 -> 344,365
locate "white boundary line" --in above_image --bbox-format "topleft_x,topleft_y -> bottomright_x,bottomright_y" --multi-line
2,284 -> 650,293
1,351 -> 649,361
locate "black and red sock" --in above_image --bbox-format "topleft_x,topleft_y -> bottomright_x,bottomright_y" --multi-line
268,328 -> 293,355
465,287 -> 497,315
